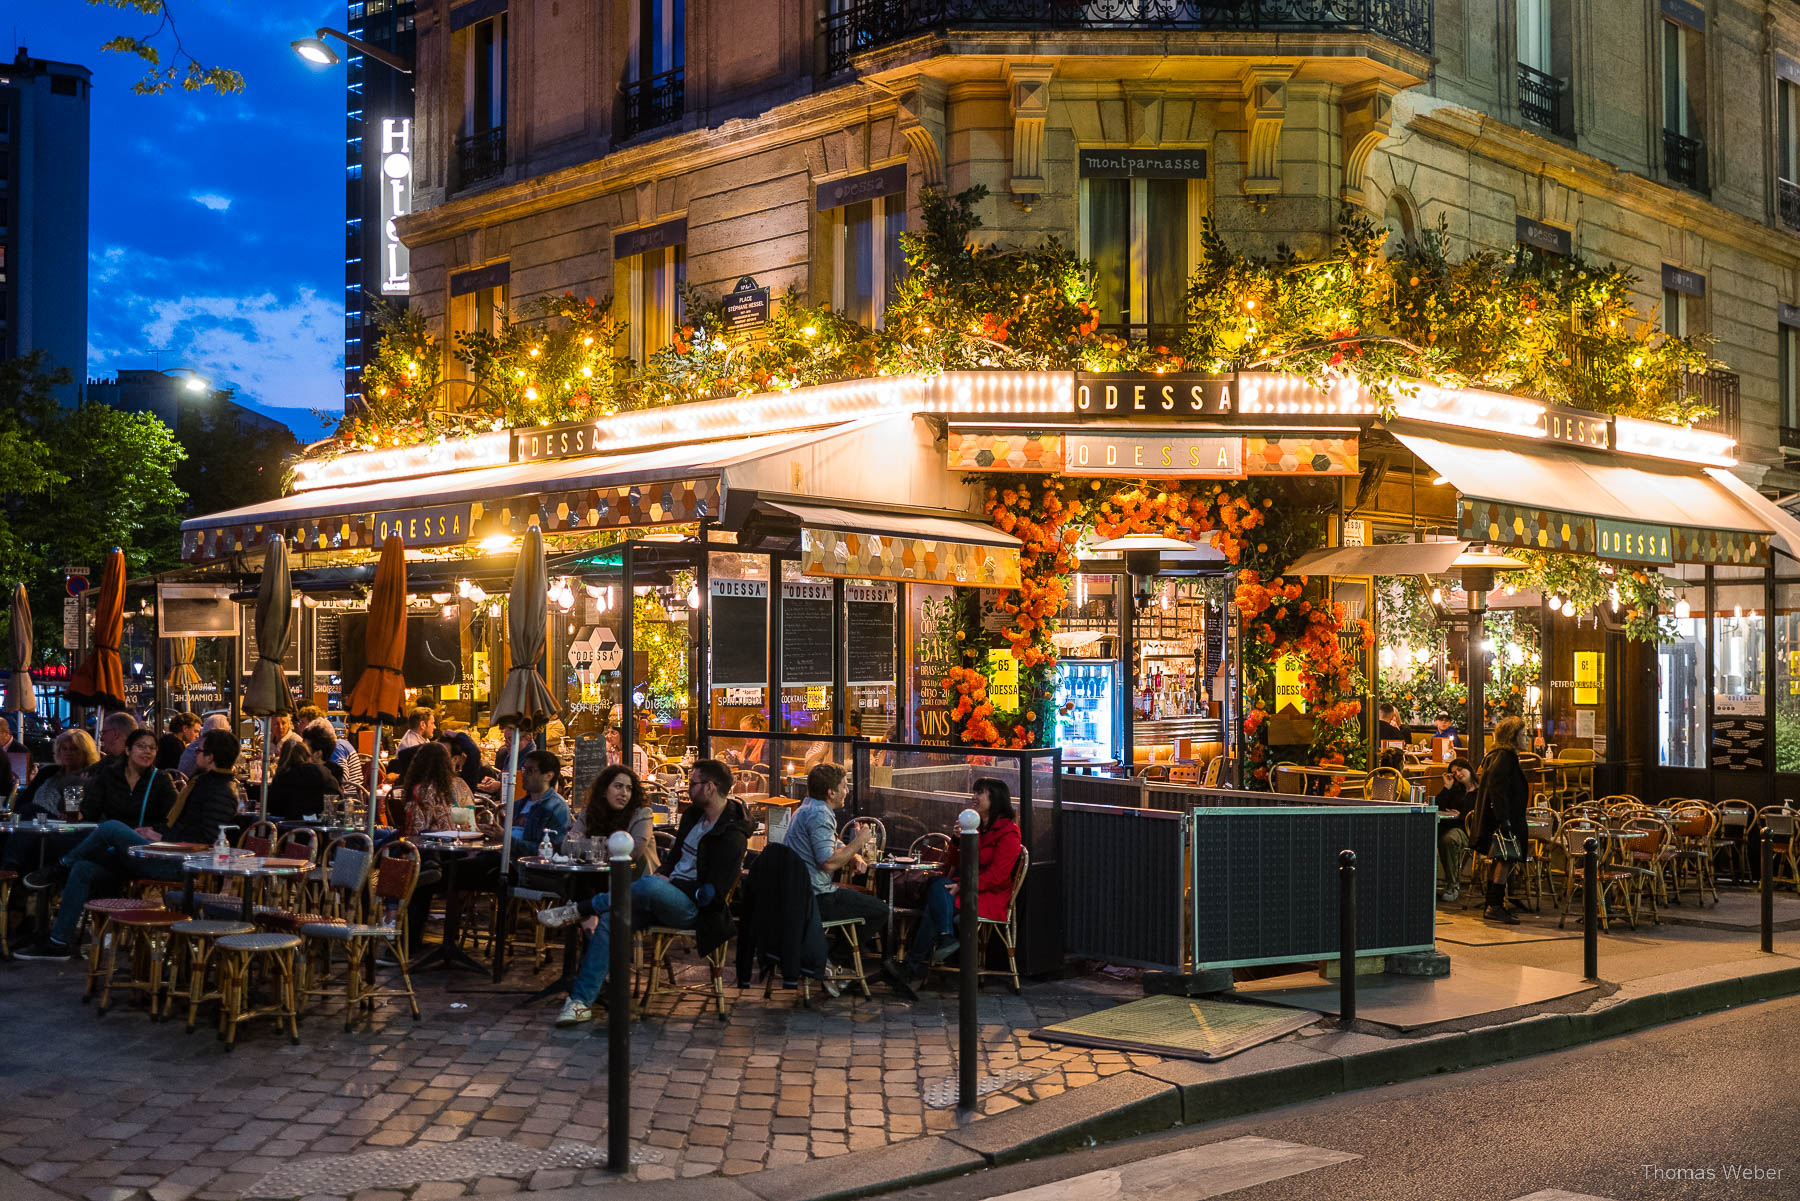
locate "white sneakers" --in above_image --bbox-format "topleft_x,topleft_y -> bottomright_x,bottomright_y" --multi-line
537,903 -> 580,928
555,999 -> 595,1027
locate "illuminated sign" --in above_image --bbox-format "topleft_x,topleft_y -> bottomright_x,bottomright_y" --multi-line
1594,519 -> 1672,563
1073,373 -> 1234,417
373,503 -> 470,547
1545,406 -> 1610,449
1064,433 -> 1243,477
1573,651 -> 1602,707
515,421 -> 603,462
379,118 -> 412,296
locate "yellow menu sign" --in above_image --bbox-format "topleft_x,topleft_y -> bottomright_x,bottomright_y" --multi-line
1275,653 -> 1307,713
1574,651 -> 1601,707
986,648 -> 1019,709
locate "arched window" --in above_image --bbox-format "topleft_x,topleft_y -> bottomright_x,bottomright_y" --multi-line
1382,190 -> 1417,256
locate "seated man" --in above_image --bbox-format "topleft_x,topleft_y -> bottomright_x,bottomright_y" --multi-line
17,728 -> 244,961
539,758 -> 750,1026
785,762 -> 915,1000
1432,712 -> 1463,750
511,750 -> 571,859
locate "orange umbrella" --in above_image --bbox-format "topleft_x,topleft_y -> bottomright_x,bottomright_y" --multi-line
348,536 -> 407,833
68,548 -> 126,709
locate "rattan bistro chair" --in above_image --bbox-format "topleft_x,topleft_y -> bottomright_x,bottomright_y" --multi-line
976,846 -> 1030,993
301,841 -> 421,1031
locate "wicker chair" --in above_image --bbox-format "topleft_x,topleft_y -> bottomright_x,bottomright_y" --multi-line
96,908 -> 186,1018
300,841 -> 421,1031
640,880 -> 738,1021
169,918 -> 256,1033
214,931 -> 303,1049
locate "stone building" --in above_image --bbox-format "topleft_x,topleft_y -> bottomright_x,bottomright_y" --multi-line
396,0 -> 1800,488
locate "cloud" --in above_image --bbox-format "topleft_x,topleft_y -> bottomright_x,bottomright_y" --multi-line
191,192 -> 233,212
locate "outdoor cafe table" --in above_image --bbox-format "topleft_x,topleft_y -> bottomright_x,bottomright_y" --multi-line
513,856 -> 610,1002
411,833 -> 503,975
1,820 -> 98,940
150,850 -> 309,923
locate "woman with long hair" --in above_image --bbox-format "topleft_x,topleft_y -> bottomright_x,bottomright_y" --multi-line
265,727 -> 346,821
396,740 -> 458,836
437,730 -> 500,797
86,728 -> 177,829
899,776 -> 1022,982
14,729 -> 101,820
1474,716 -> 1531,924
582,764 -> 656,876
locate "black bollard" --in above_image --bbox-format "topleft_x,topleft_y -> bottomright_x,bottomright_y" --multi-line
1762,836 -> 1775,956
606,836 -> 633,1172
1337,850 -> 1356,1026
1583,836 -> 1599,981
958,809 -> 980,1110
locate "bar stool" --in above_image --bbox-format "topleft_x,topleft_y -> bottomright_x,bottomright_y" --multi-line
82,897 -> 165,1000
97,909 -> 185,1018
214,931 -> 303,1049
169,919 -> 255,1033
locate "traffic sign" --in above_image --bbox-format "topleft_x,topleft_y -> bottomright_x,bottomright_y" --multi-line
63,596 -> 82,650
66,575 -> 91,597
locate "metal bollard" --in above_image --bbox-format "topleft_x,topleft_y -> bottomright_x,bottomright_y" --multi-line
957,808 -> 981,1110
1337,850 -> 1356,1026
1583,837 -> 1599,981
1762,836 -> 1775,956
606,831 -> 634,1172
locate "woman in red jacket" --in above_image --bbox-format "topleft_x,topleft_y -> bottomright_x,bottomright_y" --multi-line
900,777 -> 1023,982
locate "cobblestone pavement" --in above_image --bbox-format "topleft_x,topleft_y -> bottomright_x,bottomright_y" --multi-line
0,953 -> 1158,1201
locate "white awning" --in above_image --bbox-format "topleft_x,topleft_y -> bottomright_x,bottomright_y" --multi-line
1289,540 -> 1470,577
756,497 -> 1021,549
1706,467 -> 1800,562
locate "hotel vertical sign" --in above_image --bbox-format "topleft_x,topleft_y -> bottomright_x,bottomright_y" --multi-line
379,118 -> 413,295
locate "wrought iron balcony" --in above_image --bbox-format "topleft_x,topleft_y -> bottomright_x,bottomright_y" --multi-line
822,0 -> 1435,75
1780,178 -> 1800,233
1779,424 -> 1800,452
1663,128 -> 1707,192
456,126 -> 506,187
1516,63 -> 1566,136
618,67 -> 685,141
1680,367 -> 1739,443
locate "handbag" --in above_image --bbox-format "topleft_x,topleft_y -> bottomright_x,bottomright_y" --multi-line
1490,826 -> 1524,863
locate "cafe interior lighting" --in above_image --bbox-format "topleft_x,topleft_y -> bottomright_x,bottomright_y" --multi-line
467,584 -> 488,605
687,582 -> 702,608
479,534 -> 520,554
431,591 -> 453,605
1675,597 -> 1692,619
1430,586 -> 1443,605
457,579 -> 472,599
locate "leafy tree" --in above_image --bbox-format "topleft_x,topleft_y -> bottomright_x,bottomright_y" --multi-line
0,354 -> 188,660
90,0 -> 244,95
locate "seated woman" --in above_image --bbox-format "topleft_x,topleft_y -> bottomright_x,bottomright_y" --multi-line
83,729 -> 178,829
438,730 -> 501,797
899,777 -> 1023,983
394,741 -> 460,836
1433,756 -> 1474,902
581,765 -> 657,878
12,729 -> 100,821
264,726 -> 346,821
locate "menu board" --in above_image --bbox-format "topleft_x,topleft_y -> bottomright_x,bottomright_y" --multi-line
780,580 -> 833,687
313,608 -> 344,675
572,732 -> 606,812
338,613 -> 463,694
846,585 -> 895,685
711,578 -> 769,686
240,601 -> 303,676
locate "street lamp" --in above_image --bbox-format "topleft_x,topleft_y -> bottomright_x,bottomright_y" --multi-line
157,367 -> 212,394
291,27 -> 414,74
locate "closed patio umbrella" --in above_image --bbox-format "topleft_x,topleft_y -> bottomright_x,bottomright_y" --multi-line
348,535 -> 408,833
68,548 -> 126,712
244,536 -> 296,818
165,637 -> 200,711
6,583 -> 35,715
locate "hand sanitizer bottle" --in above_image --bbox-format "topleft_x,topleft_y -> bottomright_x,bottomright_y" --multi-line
212,828 -> 231,868
539,832 -> 555,862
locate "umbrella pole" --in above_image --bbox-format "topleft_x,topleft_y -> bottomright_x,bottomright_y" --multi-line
500,727 -> 522,876
368,724 -> 384,836
259,716 -> 271,820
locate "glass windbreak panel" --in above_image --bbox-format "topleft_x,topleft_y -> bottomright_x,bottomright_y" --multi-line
780,561 -> 835,737
708,550 -> 771,743
1145,179 -> 1188,329
1776,584 -> 1800,774
1087,178 -> 1130,326
1659,584 -> 1706,767
633,557 -> 698,764
883,201 -> 906,315
845,580 -> 898,741
907,582 -> 960,744
1713,579 -> 1766,718
1537,606 -> 1596,755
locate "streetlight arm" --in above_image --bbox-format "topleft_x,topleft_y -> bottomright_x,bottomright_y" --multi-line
316,26 -> 414,75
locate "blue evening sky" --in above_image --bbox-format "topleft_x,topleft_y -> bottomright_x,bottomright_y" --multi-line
24,1 -> 349,440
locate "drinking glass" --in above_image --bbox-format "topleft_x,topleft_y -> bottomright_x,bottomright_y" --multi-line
63,784 -> 83,817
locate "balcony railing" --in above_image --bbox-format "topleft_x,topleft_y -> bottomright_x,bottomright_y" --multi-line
618,67 -> 685,141
1663,128 -> 1708,192
1516,63 -> 1567,136
822,0 -> 1435,74
1680,367 -> 1740,443
456,126 -> 506,186
1779,423 -> 1800,451
1780,178 -> 1800,233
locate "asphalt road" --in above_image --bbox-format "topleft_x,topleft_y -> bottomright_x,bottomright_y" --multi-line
889,994 -> 1800,1201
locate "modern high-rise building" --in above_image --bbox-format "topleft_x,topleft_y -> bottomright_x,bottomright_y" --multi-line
343,0 -> 417,412
0,46 -> 91,406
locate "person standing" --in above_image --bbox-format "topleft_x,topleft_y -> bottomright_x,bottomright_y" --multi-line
1474,716 -> 1531,924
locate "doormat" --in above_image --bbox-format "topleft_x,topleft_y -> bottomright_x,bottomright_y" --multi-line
1030,995 -> 1319,1061
1434,915 -> 1580,945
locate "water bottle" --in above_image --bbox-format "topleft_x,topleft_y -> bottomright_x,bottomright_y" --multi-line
212,828 -> 231,868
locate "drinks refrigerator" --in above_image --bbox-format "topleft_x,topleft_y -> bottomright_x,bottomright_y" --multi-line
1054,660 -> 1119,763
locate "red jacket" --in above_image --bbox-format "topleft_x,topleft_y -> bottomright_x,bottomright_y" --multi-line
943,817 -> 1023,921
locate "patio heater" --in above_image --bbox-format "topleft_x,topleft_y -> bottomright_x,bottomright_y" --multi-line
1450,547 -> 1528,764
1089,535 -> 1204,775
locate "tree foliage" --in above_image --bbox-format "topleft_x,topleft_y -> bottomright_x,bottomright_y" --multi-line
90,1 -> 244,95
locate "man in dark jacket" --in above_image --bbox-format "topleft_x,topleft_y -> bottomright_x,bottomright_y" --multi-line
157,712 -> 201,771
539,758 -> 750,1027
16,729 -> 243,960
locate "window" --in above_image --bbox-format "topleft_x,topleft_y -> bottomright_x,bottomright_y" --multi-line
1382,191 -> 1416,256
1780,323 -> 1800,435
1663,287 -> 1686,338
1661,18 -> 1707,188
466,15 -> 507,137
1776,584 -> 1800,774
449,270 -> 509,387
629,0 -> 684,82
1080,177 -> 1199,338
1781,80 -> 1800,184
1659,573 -> 1706,768
626,243 -> 685,362
1515,0 -> 1567,133
1516,0 -> 1551,73
50,75 -> 78,97
1714,578 -> 1766,714
825,193 -> 905,327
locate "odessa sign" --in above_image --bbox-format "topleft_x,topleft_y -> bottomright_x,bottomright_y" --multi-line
1072,373 -> 1235,418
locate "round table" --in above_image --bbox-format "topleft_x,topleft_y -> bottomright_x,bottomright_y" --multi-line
412,835 -> 503,974
1,821 -> 98,940
164,852 -> 308,923
513,856 -> 611,1001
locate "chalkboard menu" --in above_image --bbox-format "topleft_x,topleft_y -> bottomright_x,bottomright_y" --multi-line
1190,807 -> 1437,969
781,581 -> 833,686
1712,719 -> 1766,772
711,578 -> 768,687
846,585 -> 895,685
338,613 -> 463,694
313,608 -> 344,675
240,601 -> 303,676
572,732 -> 606,815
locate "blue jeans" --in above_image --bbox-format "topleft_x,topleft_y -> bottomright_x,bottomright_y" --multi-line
568,875 -> 698,1006
905,877 -> 957,970
50,820 -> 175,946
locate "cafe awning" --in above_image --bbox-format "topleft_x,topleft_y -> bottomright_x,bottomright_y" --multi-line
1288,540 -> 1470,577
1704,467 -> 1800,564
742,495 -> 1023,589
1393,428 -> 1775,565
